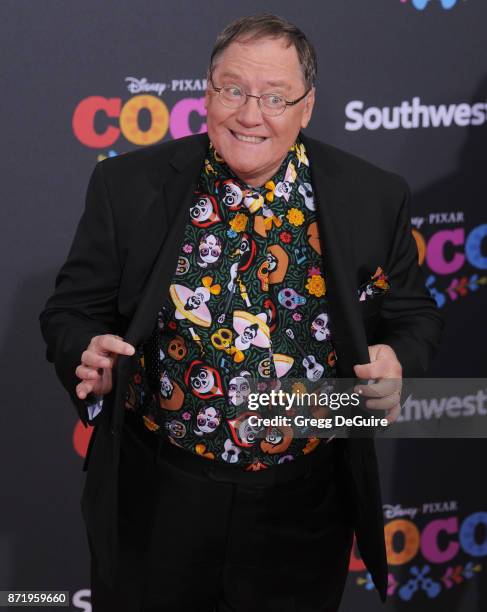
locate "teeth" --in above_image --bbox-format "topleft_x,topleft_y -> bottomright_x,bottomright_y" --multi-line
232,131 -> 265,143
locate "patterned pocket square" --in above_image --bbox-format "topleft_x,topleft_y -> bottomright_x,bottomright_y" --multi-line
358,266 -> 390,302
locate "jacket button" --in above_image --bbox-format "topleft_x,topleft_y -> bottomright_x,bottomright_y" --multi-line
111,425 -> 120,435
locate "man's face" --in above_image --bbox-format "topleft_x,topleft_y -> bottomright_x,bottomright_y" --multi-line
205,36 -> 315,188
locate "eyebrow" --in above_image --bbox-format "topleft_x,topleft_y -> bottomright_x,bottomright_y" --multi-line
218,71 -> 291,92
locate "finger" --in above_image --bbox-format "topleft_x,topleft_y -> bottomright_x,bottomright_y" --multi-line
385,403 -> 402,425
81,350 -> 115,370
364,391 -> 402,411
354,378 -> 401,399
354,360 -> 389,380
94,335 -> 135,356
76,379 -> 95,400
75,364 -> 102,380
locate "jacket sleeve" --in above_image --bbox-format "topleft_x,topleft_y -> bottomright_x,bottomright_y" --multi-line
375,177 -> 445,378
39,161 -> 125,427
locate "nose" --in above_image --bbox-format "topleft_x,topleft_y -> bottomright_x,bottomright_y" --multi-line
235,95 -> 264,127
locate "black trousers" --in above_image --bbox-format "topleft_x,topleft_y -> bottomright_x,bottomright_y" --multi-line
90,418 -> 355,612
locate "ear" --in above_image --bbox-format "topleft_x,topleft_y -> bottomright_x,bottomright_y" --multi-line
300,86 -> 316,129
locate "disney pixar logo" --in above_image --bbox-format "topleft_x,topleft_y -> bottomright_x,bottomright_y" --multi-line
401,0 -> 460,9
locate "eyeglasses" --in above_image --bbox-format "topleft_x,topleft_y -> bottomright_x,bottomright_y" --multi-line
209,76 -> 311,117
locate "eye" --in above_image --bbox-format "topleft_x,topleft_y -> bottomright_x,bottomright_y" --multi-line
224,85 -> 243,98
263,93 -> 284,108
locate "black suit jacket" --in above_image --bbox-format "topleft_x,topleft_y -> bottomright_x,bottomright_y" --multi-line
39,130 -> 443,603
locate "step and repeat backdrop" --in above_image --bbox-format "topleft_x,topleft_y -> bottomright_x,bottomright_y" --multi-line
1,1 -> 486,610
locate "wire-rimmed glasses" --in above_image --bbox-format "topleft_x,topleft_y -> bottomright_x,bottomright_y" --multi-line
209,77 -> 311,117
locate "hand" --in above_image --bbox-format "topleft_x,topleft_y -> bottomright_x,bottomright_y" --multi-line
75,334 -> 135,400
353,344 -> 402,425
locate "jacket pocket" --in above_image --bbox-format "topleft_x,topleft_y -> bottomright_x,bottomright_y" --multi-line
359,294 -> 383,319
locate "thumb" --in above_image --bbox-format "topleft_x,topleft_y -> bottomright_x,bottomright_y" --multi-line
354,363 -> 371,378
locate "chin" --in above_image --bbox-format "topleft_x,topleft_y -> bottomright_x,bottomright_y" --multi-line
227,148 -> 259,164
225,153 -> 264,176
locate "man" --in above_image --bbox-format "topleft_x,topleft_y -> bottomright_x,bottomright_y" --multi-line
39,14 -> 443,612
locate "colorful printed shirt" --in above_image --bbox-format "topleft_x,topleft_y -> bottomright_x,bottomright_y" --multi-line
124,135 -> 338,469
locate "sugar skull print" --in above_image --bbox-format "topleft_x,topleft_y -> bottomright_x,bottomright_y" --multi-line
170,276 -> 221,327
233,311 -> 271,352
311,312 -> 331,341
228,371 -> 252,406
197,233 -> 222,269
167,335 -> 187,361
158,370 -> 184,410
189,194 -> 221,228
216,179 -> 243,210
194,405 -> 222,436
298,181 -> 315,211
228,413 -> 265,447
278,288 -> 307,310
184,360 -> 224,399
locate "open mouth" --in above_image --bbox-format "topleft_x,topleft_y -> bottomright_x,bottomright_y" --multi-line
230,129 -> 267,144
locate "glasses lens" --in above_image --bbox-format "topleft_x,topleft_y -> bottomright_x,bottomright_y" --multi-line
260,94 -> 286,116
220,85 -> 245,107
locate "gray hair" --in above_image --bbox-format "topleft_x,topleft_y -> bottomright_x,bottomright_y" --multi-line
208,14 -> 317,90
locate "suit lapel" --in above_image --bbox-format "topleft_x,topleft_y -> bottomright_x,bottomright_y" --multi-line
301,134 -> 375,465
112,134 -> 210,432
300,132 -> 370,377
